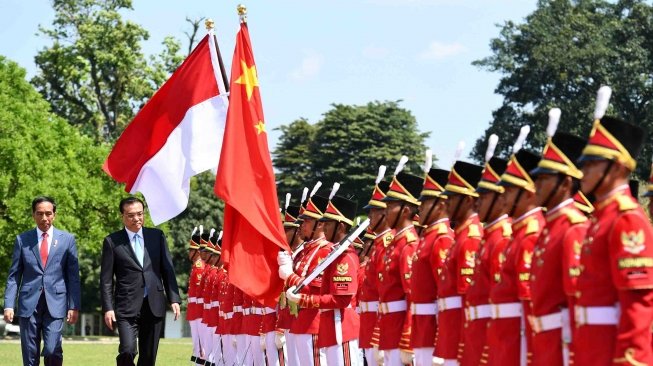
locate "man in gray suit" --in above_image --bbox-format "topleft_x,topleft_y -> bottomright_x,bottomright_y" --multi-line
4,196 -> 81,366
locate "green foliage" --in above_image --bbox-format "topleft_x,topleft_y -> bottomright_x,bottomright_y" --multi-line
472,0 -> 653,178
0,57 -> 125,311
31,0 -> 184,143
273,101 -> 430,209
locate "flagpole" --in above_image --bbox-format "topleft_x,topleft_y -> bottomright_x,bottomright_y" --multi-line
205,19 -> 230,93
237,4 -> 248,24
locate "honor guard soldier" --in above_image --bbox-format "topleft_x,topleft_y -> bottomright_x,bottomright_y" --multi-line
575,86 -> 653,366
210,233 -> 225,366
203,231 -> 222,366
438,159 -> 484,366
218,272 -> 236,366
286,183 -> 362,365
232,286 -> 246,364
490,126 -> 544,366
411,149 -> 453,366
278,192 -> 332,366
529,109 -> 589,366
377,156 -> 423,366
466,135 -> 510,366
196,230 -> 213,365
359,166 -> 394,366
187,227 -> 204,365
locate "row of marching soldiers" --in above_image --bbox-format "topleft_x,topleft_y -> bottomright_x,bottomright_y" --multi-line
186,85 -> 653,366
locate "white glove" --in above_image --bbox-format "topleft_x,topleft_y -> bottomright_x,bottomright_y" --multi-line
260,335 -> 267,351
400,350 -> 414,365
285,286 -> 302,304
278,263 -> 293,280
275,331 -> 286,349
374,346 -> 385,365
432,356 -> 445,366
278,251 -> 293,266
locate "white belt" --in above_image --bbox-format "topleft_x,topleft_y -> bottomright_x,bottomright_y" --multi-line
243,308 -> 251,315
491,302 -> 522,319
574,305 -> 619,326
197,298 -> 204,304
204,303 -> 212,310
528,311 -> 562,333
358,301 -> 379,313
188,297 -> 197,303
219,310 -> 224,317
233,305 -> 243,312
224,312 -> 234,319
379,300 -> 407,314
263,307 -> 276,314
211,301 -> 219,307
466,304 -> 492,321
411,302 -> 438,315
437,296 -> 462,311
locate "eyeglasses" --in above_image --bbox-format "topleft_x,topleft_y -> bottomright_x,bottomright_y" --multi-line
123,212 -> 144,219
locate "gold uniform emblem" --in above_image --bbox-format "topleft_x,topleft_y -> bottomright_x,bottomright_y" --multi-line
465,250 -> 475,268
622,230 -> 645,255
439,249 -> 448,261
383,234 -> 394,247
499,252 -> 506,265
523,250 -> 533,268
337,262 -> 349,276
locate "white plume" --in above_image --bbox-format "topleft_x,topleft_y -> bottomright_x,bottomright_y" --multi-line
512,125 -> 531,154
594,86 -> 612,120
199,225 -> 204,236
285,193 -> 291,210
191,226 -> 197,236
310,181 -> 322,197
485,134 -> 499,162
423,149 -> 433,173
356,217 -> 361,225
329,182 -> 341,200
452,141 -> 465,166
375,165 -> 387,184
394,155 -> 409,176
217,230 -> 223,241
209,228 -> 216,238
301,187 -> 309,204
547,108 -> 561,137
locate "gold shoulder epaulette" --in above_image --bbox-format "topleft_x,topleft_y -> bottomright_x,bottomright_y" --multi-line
468,224 -> 481,238
502,223 -> 512,237
564,208 -> 587,224
383,233 -> 394,247
406,230 -> 417,243
616,193 -> 638,212
437,223 -> 449,235
526,219 -> 539,235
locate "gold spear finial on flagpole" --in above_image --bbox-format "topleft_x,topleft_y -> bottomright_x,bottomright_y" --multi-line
205,18 -> 215,31
237,4 -> 247,23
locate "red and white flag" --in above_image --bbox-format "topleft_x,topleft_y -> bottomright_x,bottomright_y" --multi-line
103,33 -> 228,224
215,23 -> 290,307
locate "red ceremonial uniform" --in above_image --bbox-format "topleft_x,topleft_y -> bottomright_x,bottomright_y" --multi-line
376,225 -> 418,351
295,246 -> 360,347
488,207 -> 544,366
217,269 -> 232,335
575,186 -> 653,366
529,199 -> 588,366
187,258 -> 205,321
211,268 -> 226,331
201,266 -> 218,325
286,236 -> 333,335
197,264 -> 212,323
464,214 -> 511,366
358,229 -> 393,349
232,286 -> 244,335
410,218 -> 453,349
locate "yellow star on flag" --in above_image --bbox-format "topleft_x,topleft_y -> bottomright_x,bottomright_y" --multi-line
254,121 -> 266,135
235,60 -> 259,101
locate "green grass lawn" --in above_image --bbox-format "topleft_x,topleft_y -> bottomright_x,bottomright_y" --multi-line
0,337 -> 192,366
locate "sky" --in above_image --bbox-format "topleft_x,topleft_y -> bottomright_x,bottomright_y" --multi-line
0,0 -> 537,167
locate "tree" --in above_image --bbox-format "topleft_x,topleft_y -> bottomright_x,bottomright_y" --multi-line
273,101 -> 430,209
0,57 -> 126,312
472,0 -> 653,178
31,0 -> 184,142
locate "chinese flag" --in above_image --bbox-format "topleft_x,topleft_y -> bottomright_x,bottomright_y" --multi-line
214,23 -> 290,307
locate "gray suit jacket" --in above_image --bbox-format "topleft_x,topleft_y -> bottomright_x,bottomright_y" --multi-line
4,227 -> 81,318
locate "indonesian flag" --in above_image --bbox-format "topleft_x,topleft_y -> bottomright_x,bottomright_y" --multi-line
215,23 -> 290,307
103,33 -> 228,225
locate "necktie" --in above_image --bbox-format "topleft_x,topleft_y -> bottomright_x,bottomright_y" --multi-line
40,232 -> 49,267
134,234 -> 144,267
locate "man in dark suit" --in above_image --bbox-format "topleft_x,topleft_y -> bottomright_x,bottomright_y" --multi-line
4,196 -> 81,366
100,196 -> 181,366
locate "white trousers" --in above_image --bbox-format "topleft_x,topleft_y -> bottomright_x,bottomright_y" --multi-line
210,332 -> 223,366
363,348 -> 378,366
189,319 -> 202,360
285,331 -> 300,366
243,334 -> 266,366
383,348 -> 402,366
198,322 -> 212,359
235,334 -> 248,364
443,359 -> 459,366
322,339 -> 360,366
264,331 -> 287,366
414,347 -> 435,366
291,333 -> 326,366
222,334 -> 237,366
203,326 -> 216,363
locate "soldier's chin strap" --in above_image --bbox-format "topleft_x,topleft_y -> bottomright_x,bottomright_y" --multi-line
586,160 -> 614,198
289,227 -> 299,249
541,174 -> 565,210
391,202 -> 406,230
329,222 -> 339,243
424,197 -> 440,226
509,189 -> 524,218
451,195 -> 464,225
482,192 -> 498,223
309,220 -> 319,241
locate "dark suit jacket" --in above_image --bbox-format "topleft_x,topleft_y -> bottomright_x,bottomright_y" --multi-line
4,227 -> 81,318
100,227 -> 180,318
